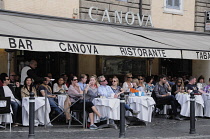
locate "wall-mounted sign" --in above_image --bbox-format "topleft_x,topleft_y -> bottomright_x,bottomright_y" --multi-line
205,11 -> 210,31
88,6 -> 153,27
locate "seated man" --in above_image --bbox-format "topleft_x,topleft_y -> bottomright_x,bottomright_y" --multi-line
38,79 -> 64,120
0,73 -> 21,126
154,74 -> 182,120
186,76 -> 206,94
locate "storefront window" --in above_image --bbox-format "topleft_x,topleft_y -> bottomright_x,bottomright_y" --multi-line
102,57 -> 146,76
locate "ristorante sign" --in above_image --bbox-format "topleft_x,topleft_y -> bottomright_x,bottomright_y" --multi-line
0,36 -> 183,59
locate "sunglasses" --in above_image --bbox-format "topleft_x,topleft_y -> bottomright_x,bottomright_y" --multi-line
10,75 -> 16,76
6,79 -> 10,81
73,79 -> 78,81
138,78 -> 143,80
100,79 -> 106,82
112,80 -> 117,82
178,82 -> 182,83
127,77 -> 133,78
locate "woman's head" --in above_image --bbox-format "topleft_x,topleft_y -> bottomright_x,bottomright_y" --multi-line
176,78 -> 184,87
146,76 -> 153,84
198,75 -> 205,83
70,76 -> 78,85
57,77 -> 65,85
112,77 -> 119,86
24,77 -> 33,87
89,76 -> 97,86
132,78 -> 139,87
138,76 -> 144,83
125,73 -> 133,82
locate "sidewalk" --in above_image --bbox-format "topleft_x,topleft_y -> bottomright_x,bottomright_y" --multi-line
1,117 -> 210,139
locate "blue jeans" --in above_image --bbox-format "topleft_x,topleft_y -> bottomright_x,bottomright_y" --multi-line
124,104 -> 131,111
48,98 -> 63,116
11,101 -> 19,123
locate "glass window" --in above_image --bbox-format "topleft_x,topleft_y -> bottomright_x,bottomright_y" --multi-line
166,0 -> 180,10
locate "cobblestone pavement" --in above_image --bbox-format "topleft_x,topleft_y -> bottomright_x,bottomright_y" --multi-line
1,117 -> 210,139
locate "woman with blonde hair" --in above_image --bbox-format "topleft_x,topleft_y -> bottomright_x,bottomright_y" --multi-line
122,73 -> 133,92
171,78 -> 185,96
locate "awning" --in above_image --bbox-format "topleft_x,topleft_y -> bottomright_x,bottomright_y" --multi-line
0,10 -> 210,60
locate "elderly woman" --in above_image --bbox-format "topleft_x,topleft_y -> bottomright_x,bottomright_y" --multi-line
68,76 -> 106,130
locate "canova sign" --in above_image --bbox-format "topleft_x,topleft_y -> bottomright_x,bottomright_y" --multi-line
88,6 -> 153,27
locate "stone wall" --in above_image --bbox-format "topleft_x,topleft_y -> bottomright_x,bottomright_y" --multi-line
195,0 -> 210,32
79,0 -> 151,26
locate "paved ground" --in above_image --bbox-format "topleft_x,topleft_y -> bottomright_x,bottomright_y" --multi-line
1,117 -> 210,139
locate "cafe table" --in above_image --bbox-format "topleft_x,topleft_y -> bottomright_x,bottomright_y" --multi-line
202,93 -> 210,117
175,93 -> 204,117
126,96 -> 156,122
22,97 -> 51,126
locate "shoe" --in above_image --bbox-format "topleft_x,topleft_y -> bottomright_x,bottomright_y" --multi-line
99,117 -> 107,122
174,116 -> 183,121
12,123 -> 19,127
132,110 -> 140,116
89,124 -> 98,130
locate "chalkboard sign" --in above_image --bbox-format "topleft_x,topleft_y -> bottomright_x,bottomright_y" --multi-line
102,57 -> 146,75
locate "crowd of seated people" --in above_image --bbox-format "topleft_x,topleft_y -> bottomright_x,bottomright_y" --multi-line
1,59 -> 210,129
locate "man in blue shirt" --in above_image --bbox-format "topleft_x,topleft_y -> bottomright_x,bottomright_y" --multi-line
78,74 -> 87,91
98,75 -> 116,98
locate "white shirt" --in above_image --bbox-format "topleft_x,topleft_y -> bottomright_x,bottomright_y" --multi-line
3,86 -> 15,101
122,82 -> 133,92
53,83 -> 68,93
98,85 -> 114,98
21,66 -> 31,85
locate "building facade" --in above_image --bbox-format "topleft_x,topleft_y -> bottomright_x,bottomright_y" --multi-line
0,0 -> 209,81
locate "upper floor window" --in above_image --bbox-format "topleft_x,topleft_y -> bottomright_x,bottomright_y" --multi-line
164,0 -> 183,15
166,0 -> 180,10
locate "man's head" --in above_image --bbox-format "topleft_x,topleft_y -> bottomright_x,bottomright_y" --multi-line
159,74 -> 167,84
47,73 -> 52,79
29,60 -> 37,69
189,76 -> 196,84
98,75 -> 107,86
9,72 -> 16,82
0,73 -> 10,86
79,74 -> 87,83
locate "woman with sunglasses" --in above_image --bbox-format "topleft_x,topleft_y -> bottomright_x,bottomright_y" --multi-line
137,76 -> 146,93
111,77 -> 139,115
122,73 -> 133,92
171,78 -> 185,96
68,76 -> 106,130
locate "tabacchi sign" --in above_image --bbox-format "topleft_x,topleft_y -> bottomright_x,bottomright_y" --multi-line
88,6 -> 153,27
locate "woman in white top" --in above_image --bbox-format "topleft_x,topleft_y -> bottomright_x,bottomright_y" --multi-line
122,73 -> 133,92
138,76 -> 146,92
53,77 -> 68,93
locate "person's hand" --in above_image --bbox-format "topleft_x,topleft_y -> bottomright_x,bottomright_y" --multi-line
16,82 -> 20,87
75,83 -> 79,87
114,94 -> 118,98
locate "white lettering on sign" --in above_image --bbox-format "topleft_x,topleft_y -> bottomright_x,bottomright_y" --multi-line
88,6 -> 153,27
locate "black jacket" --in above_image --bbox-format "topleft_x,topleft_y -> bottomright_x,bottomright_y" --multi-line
27,68 -> 46,84
0,85 -> 21,100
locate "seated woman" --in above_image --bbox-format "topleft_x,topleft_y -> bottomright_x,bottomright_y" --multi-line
67,76 -> 106,130
84,76 -> 99,102
137,76 -> 146,93
171,78 -> 185,96
122,73 -> 133,92
197,75 -> 207,90
21,77 -> 37,98
111,77 -> 139,115
145,76 -> 155,93
53,77 -> 68,93
38,79 -> 64,120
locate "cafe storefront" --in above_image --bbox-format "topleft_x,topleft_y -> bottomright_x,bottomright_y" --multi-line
0,10 -> 210,79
